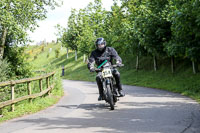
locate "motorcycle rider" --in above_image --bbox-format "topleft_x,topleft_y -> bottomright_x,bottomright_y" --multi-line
87,37 -> 124,101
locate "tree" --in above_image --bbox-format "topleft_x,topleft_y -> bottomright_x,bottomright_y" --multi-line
62,9 -> 79,51
106,1 -> 128,54
126,0 -> 171,71
77,0 -> 107,56
88,0 -> 107,37
166,0 -> 200,74
61,9 -> 80,61
0,0 -> 60,78
76,8 -> 96,57
61,0 -> 107,61
0,0 -> 61,59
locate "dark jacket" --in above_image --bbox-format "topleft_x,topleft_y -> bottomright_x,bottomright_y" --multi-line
87,46 -> 122,69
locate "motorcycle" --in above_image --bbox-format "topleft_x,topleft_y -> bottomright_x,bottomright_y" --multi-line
95,60 -> 124,110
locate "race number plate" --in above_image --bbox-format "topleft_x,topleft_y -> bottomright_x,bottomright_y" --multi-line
102,68 -> 112,78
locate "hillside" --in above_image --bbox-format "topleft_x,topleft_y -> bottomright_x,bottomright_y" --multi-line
29,43 -> 200,103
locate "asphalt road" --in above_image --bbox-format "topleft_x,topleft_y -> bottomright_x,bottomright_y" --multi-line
0,80 -> 200,133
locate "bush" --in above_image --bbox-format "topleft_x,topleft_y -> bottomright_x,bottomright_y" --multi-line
55,49 -> 60,58
41,45 -> 45,52
0,59 -> 10,82
4,45 -> 33,78
34,55 -> 38,60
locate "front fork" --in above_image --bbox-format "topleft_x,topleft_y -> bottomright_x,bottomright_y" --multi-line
102,78 -> 117,97
102,77 -> 111,89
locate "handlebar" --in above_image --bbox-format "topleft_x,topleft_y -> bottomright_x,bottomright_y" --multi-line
94,64 -> 124,72
95,68 -> 101,72
112,64 -> 124,68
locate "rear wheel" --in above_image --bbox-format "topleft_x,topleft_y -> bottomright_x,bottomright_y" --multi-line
106,84 -> 114,110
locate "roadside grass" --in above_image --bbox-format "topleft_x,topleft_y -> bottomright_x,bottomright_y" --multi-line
119,54 -> 200,103
0,72 -> 63,123
62,52 -> 200,103
0,43 -> 65,123
0,94 -> 58,123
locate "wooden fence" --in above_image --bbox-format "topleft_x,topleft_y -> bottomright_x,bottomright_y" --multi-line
0,72 -> 55,112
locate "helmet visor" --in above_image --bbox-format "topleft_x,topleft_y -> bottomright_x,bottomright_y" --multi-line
97,43 -> 105,51
97,39 -> 104,45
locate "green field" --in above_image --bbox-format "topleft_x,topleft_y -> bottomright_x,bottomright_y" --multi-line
30,43 -> 200,103
62,54 -> 200,103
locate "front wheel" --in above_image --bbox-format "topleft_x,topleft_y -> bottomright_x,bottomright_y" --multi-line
106,84 -> 114,110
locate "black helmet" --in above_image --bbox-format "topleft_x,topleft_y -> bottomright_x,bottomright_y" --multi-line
95,38 -> 106,51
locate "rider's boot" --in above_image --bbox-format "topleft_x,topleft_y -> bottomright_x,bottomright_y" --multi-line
118,90 -> 125,97
97,83 -> 104,101
113,71 -> 125,97
98,95 -> 104,101
118,84 -> 125,97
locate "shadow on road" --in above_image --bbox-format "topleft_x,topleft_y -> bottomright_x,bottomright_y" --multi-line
58,103 -> 108,110
15,82 -> 200,133
16,100 -> 200,133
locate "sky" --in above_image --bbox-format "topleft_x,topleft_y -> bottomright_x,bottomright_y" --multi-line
28,0 -> 115,45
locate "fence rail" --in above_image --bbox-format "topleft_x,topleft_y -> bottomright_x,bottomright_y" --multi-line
0,72 -> 55,112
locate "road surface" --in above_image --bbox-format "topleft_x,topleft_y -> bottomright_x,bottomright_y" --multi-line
0,80 -> 200,133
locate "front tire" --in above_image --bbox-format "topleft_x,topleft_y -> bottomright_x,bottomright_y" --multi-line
106,84 -> 114,110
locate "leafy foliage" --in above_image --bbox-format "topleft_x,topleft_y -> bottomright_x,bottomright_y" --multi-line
61,0 -> 107,55
58,0 -> 199,73
166,0 -> 200,61
0,0 -> 61,79
0,59 -> 10,82
0,0 -> 61,46
4,44 -> 32,78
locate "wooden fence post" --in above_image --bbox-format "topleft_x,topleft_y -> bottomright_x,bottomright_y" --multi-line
11,84 -> 15,112
153,56 -> 158,71
66,48 -> 69,59
136,55 -> 139,70
50,75 -> 53,85
46,77 -> 50,95
52,74 -> 54,83
0,72 -> 55,112
171,56 -> 175,74
75,50 -> 77,61
46,77 -> 49,88
192,61 -> 199,74
49,75 -> 53,94
62,66 -> 65,76
27,82 -> 32,103
39,79 -> 42,92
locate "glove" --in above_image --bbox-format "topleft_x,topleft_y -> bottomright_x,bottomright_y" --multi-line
116,60 -> 122,66
90,67 -> 95,72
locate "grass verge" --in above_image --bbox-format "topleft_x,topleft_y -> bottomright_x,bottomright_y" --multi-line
62,53 -> 200,103
0,73 -> 63,123
0,43 -> 65,123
